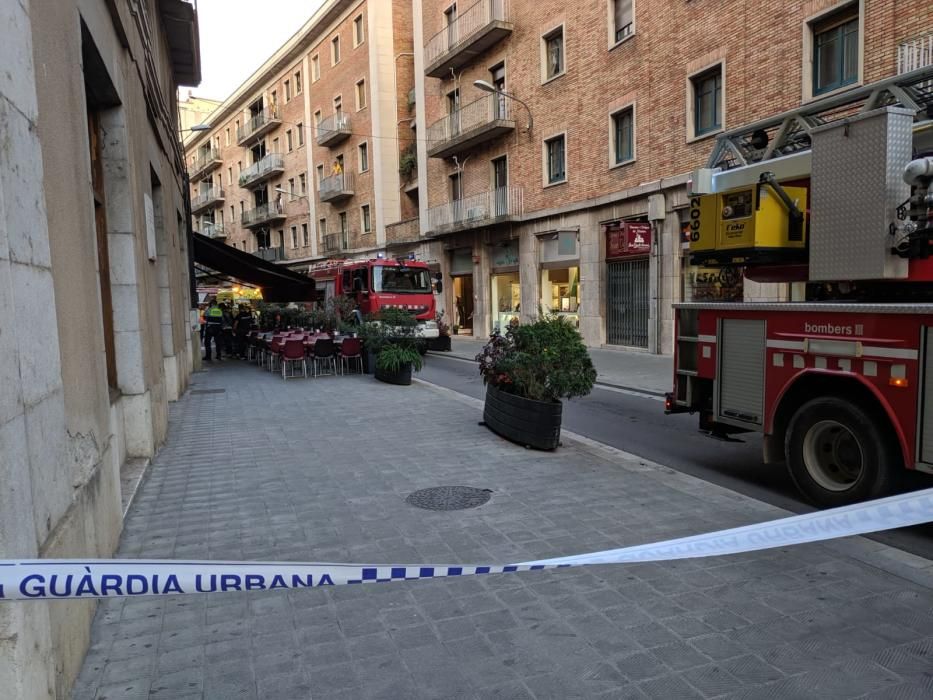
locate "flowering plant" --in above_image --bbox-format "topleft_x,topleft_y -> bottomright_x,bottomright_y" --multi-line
475,316 -> 595,403
436,310 -> 451,337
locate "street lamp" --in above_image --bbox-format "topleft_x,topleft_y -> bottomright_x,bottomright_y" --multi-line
473,80 -> 533,132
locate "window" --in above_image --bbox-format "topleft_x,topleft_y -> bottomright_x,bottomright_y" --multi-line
299,172 -> 307,194
240,201 -> 245,214
353,14 -> 364,46
362,204 -> 371,233
334,95 -> 343,116
284,79 -> 291,102
611,106 -> 634,165
355,79 -> 366,110
691,65 -> 722,137
270,90 -> 277,113
295,70 -> 302,93
449,172 -> 462,201
312,54 -> 320,81
302,223 -> 309,246
272,137 -> 280,153
612,0 -> 633,44
318,217 -> 326,239
291,226 -> 298,248
317,164 -> 325,185
314,110 -> 323,134
288,177 -> 296,195
543,27 -> 564,80
235,119 -> 240,135
358,142 -> 369,172
227,167 -> 233,185
332,36 -> 341,65
297,122 -> 304,146
225,128 -> 230,145
286,130 -> 293,152
812,6 -> 859,95
277,229 -> 284,248
373,265 -> 432,293
339,212 -> 348,248
230,205 -> 235,221
545,134 -> 566,184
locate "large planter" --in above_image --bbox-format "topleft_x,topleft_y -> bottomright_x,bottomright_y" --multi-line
375,362 -> 412,386
483,384 -> 562,450
362,348 -> 378,374
428,335 -> 452,352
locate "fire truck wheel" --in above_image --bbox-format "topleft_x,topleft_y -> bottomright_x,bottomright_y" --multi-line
785,397 -> 898,508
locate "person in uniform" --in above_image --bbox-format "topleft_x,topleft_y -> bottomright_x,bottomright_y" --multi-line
221,303 -> 234,356
203,299 -> 224,361
234,304 -> 253,358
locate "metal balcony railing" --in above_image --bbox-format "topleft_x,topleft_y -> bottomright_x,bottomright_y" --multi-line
254,245 -> 286,262
190,148 -> 222,180
898,34 -> 933,75
316,113 -> 352,147
426,186 -> 522,233
236,107 -> 281,144
242,201 -> 286,228
385,218 -> 420,243
191,186 -> 225,213
319,172 -> 355,203
426,93 -> 514,158
424,0 -> 511,78
238,153 -> 285,188
201,222 -> 226,239
323,232 -> 350,253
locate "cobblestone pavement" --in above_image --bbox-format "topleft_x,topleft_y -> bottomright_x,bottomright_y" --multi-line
72,361 -> 933,699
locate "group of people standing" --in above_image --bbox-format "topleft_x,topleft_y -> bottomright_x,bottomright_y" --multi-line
200,299 -> 255,361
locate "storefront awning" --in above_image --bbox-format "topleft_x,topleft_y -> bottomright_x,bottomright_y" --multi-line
192,233 -> 317,303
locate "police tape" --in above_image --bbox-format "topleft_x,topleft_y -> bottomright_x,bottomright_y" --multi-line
2,487 -> 932,601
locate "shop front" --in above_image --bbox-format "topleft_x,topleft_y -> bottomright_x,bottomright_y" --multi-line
538,231 -> 580,328
604,220 -> 651,348
449,247 -> 474,334
489,240 -> 521,333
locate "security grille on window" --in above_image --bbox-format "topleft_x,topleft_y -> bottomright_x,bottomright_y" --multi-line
545,28 -> 564,79
613,108 -> 634,164
812,7 -> 859,95
362,204 -> 371,233
546,135 -> 566,184
692,66 -> 722,136
613,0 -> 633,43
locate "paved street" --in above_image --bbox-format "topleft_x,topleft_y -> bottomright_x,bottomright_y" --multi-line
72,360 -> 933,699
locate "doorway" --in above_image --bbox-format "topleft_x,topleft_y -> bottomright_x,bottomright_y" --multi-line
606,257 -> 649,347
452,275 -> 474,334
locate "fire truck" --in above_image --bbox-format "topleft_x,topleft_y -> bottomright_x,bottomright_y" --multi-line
665,66 -> 933,507
308,256 -> 439,338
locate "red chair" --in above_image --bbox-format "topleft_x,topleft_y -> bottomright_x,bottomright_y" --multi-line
339,338 -> 363,375
267,335 -> 286,372
281,339 -> 307,380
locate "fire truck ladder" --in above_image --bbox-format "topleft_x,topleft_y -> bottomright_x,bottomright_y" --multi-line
706,65 -> 933,173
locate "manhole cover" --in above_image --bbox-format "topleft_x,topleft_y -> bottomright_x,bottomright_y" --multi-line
406,486 -> 492,511
191,389 -> 226,395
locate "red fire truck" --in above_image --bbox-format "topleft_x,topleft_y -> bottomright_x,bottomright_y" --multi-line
666,66 -> 933,507
309,256 -> 439,338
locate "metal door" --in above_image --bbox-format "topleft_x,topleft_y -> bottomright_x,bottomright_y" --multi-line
717,319 -> 765,427
606,258 -> 649,347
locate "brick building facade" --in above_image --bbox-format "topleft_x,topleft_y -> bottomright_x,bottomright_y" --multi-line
185,0 -> 418,271
409,0 -> 933,352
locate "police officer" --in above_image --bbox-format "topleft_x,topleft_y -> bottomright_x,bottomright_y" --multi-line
221,303 -> 234,356
234,304 -> 253,358
203,298 -> 224,361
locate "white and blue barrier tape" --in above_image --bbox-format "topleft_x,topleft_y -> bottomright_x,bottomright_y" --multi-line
2,487 -> 932,601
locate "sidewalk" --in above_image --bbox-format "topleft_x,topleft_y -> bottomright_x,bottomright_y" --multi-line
439,336 -> 673,396
72,361 -> 933,699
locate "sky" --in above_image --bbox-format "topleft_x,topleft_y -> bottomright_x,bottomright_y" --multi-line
187,0 -> 326,101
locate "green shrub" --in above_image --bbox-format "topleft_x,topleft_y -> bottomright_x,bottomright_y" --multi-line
476,316 -> 595,403
376,344 -> 423,373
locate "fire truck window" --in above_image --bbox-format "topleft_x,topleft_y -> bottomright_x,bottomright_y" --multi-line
373,265 -> 431,293
352,269 -> 368,291
342,270 -> 351,288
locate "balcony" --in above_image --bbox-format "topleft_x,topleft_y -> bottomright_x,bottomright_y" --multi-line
316,113 -> 352,147
319,172 -> 355,203
242,201 -> 286,228
426,186 -> 522,234
190,148 -> 222,181
201,222 -> 226,239
427,94 -> 514,159
238,153 -> 285,189
424,0 -> 512,78
237,108 -> 281,145
322,232 -> 350,254
898,34 -> 933,75
254,245 -> 286,262
191,186 -> 225,214
386,218 -> 420,244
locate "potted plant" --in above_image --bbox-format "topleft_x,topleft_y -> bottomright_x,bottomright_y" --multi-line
476,317 -> 596,450
428,311 -> 452,352
372,307 -> 422,385
358,316 -> 384,374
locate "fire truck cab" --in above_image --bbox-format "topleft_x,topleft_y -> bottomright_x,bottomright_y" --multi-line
666,66 -> 933,507
309,257 -> 439,339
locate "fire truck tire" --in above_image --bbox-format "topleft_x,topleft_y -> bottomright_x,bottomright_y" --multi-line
785,397 -> 899,508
